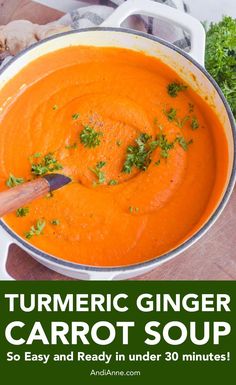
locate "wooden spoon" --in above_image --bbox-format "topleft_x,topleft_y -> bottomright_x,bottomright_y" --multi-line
0,173 -> 71,217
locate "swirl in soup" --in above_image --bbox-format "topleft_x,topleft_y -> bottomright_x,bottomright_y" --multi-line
0,47 -> 228,266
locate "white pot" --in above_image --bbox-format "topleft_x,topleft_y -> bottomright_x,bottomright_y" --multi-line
0,0 -> 235,280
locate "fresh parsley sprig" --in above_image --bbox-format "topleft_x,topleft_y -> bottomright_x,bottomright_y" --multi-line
51,219 -> 60,225
16,207 -> 29,217
25,219 -> 46,239
108,179 -> 118,186
122,133 -> 152,174
80,126 -> 103,148
122,129 -> 194,174
72,113 -> 80,121
90,161 -> 106,185
167,82 -> 188,97
191,117 -> 199,130
122,133 -> 177,174
6,174 -> 25,188
65,143 -> 78,150
164,108 -> 190,128
175,136 -> 193,151
151,134 -> 175,159
31,153 -> 63,176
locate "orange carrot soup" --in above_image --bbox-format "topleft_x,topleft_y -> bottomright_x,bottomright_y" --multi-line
0,47 -> 228,266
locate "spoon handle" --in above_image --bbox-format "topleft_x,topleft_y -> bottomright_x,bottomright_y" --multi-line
0,178 -> 49,217
0,173 -> 71,217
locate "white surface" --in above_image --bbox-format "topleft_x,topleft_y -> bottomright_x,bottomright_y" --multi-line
185,0 -> 236,22
33,0 -> 236,21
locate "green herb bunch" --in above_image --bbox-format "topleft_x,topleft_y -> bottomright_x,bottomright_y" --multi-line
205,16 -> 236,118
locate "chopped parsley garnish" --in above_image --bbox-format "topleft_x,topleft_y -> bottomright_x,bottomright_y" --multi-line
31,153 -> 63,176
122,133 -> 177,174
164,108 -> 190,128
108,179 -> 118,186
65,143 -> 78,150
153,117 -> 163,131
6,174 -> 25,188
167,82 -> 188,97
80,126 -> 103,148
176,136 -> 193,151
97,161 -> 106,168
90,161 -> 106,185
177,115 -> 190,128
153,117 -> 158,124
25,219 -> 46,239
116,140 -> 122,147
164,107 -> 177,121
155,160 -> 161,166
153,134 -> 175,159
72,113 -> 80,120
16,207 -> 29,217
52,105 -> 58,110
122,133 -> 152,174
51,219 -> 60,225
32,152 -> 42,158
191,117 -> 199,130
129,206 -> 139,213
189,103 -> 194,113
29,152 -> 42,164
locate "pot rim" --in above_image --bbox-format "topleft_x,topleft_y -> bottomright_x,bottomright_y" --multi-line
0,26 -> 235,273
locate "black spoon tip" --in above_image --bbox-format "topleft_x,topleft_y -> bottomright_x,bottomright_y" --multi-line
43,173 -> 72,192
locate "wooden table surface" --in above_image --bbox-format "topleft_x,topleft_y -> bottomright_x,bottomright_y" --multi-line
1,0 -> 236,280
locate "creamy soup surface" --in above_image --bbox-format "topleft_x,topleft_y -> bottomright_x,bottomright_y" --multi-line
0,47 -> 228,266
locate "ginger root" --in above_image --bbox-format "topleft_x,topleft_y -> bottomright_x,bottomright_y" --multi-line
0,20 -> 71,59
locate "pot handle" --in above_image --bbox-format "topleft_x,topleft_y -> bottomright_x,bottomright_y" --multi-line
101,0 -> 205,66
0,225 -> 14,280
